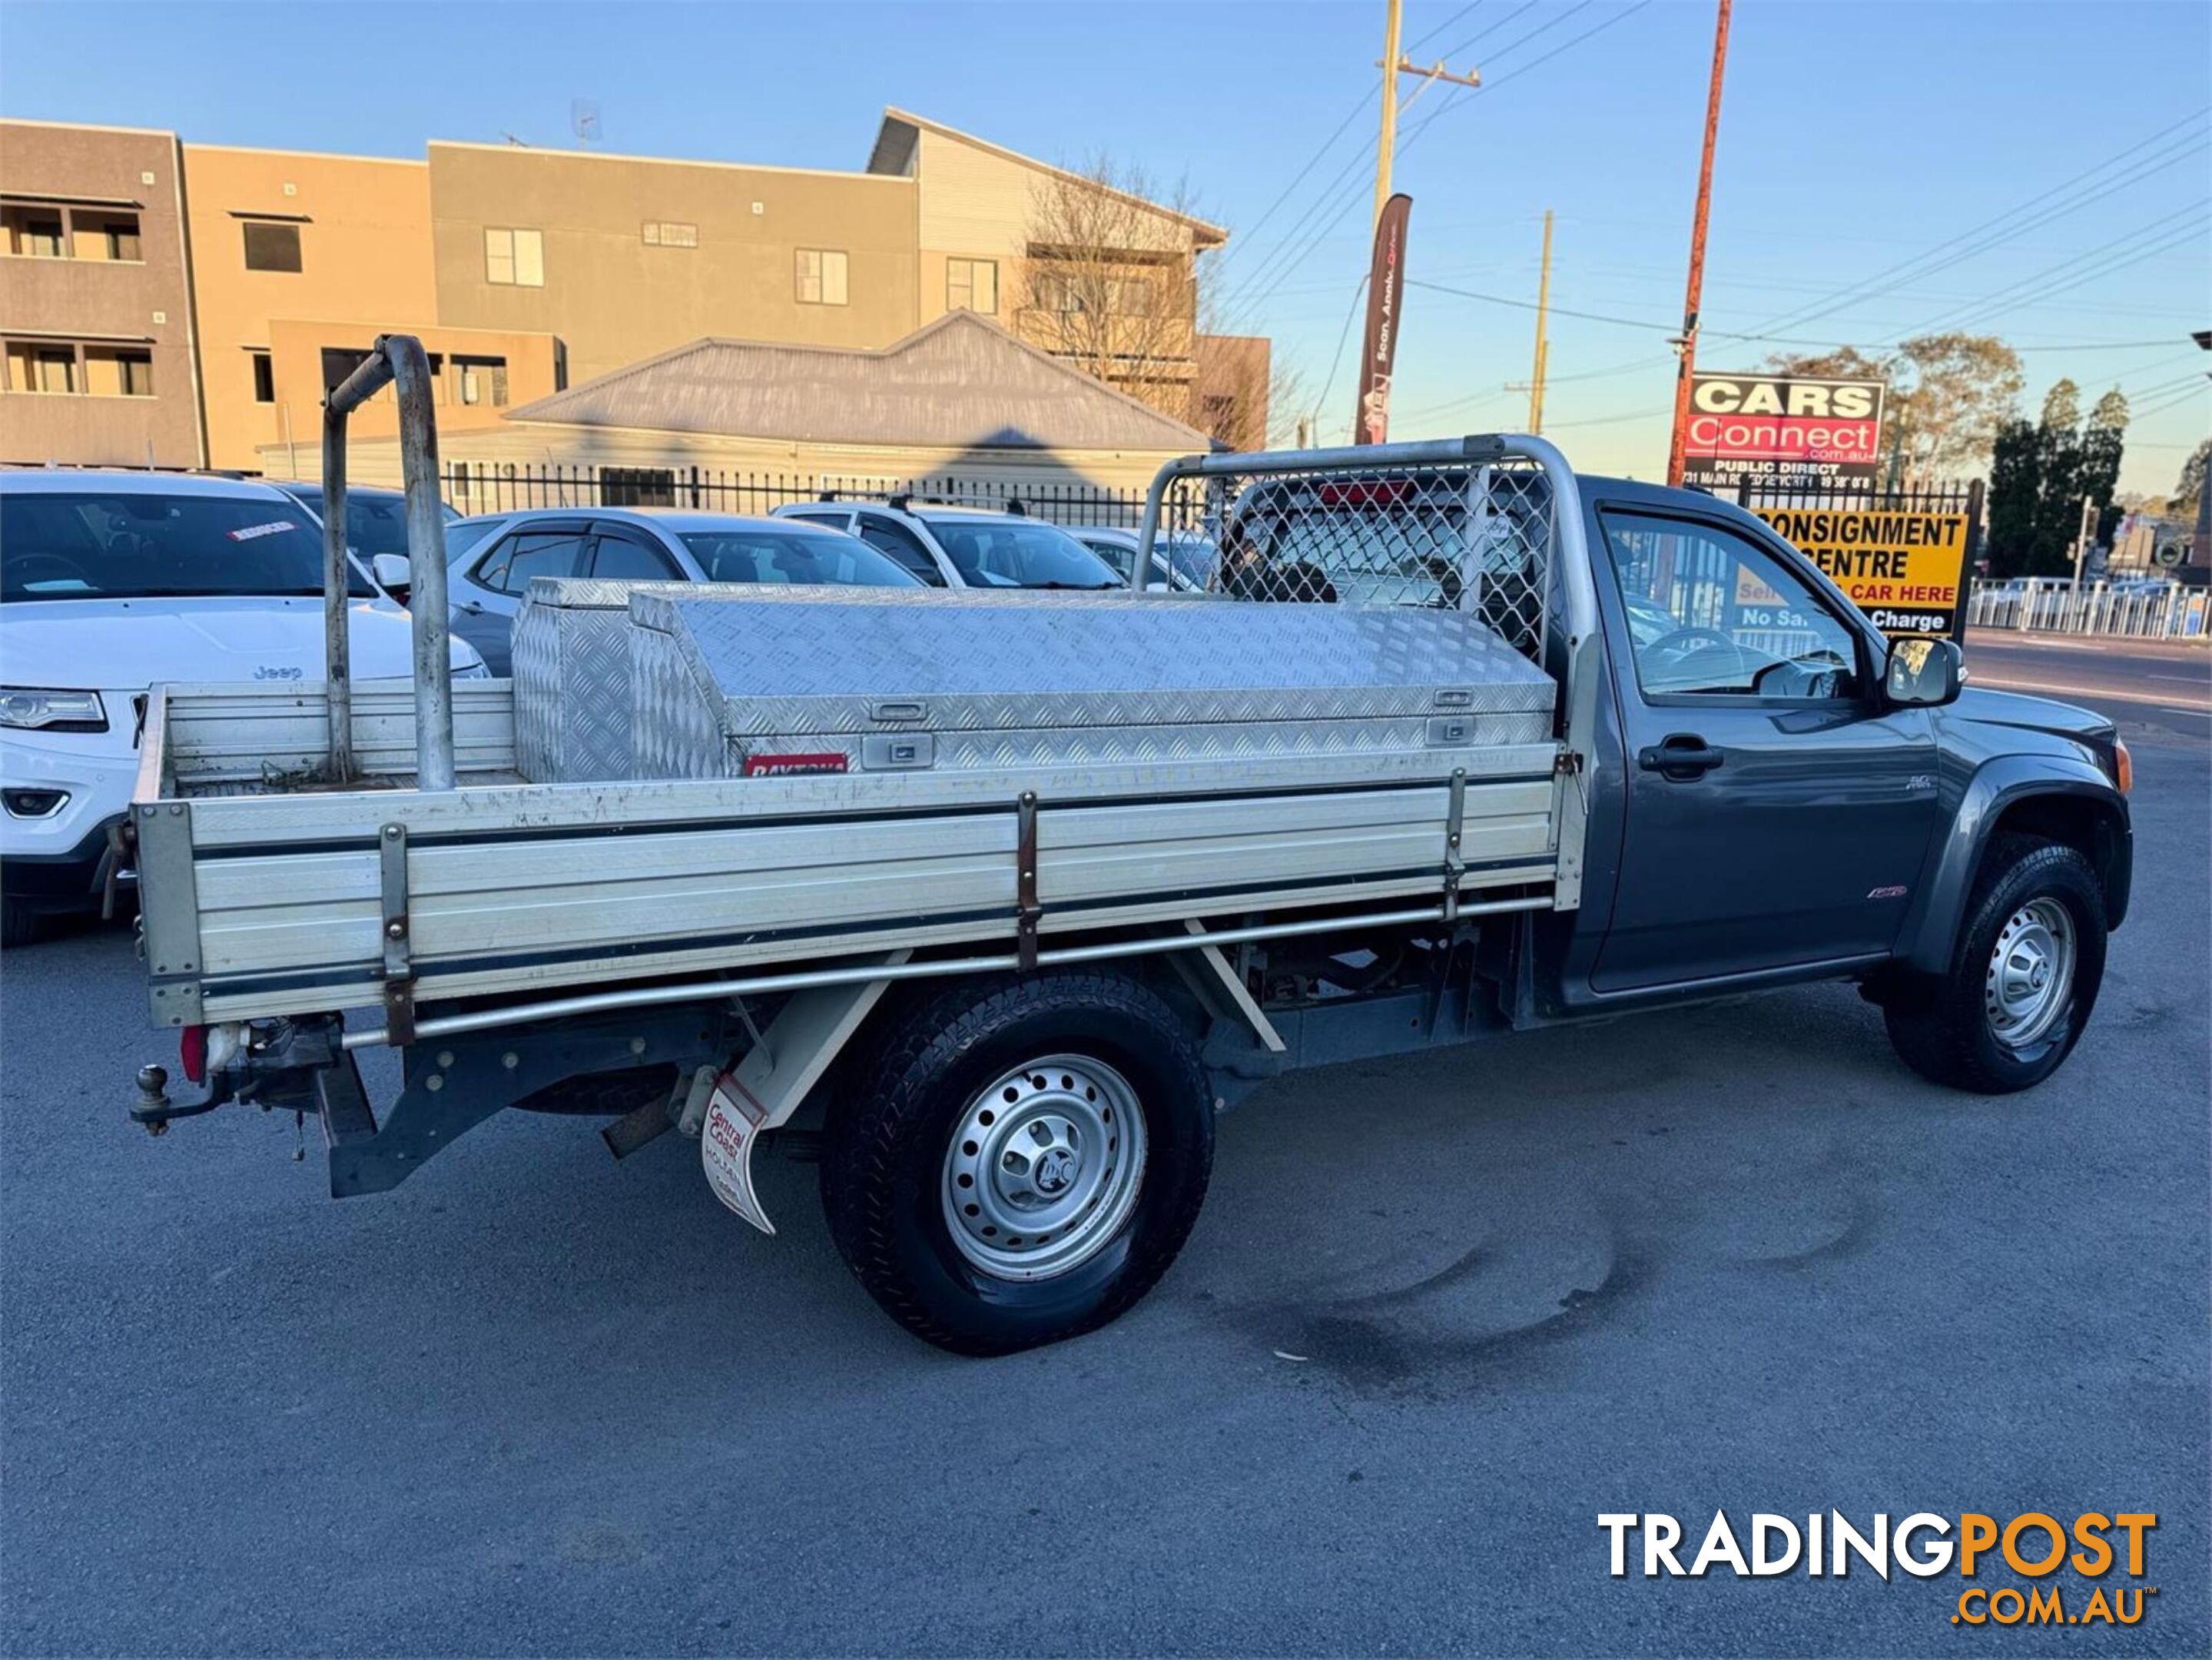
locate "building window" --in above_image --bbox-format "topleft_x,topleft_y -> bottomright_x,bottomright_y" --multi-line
453,354 -> 509,407
795,247 -> 848,306
1111,277 -> 1158,318
38,347 -> 75,393
81,346 -> 154,397
484,227 -> 544,287
1033,271 -> 1084,314
250,350 -> 275,403
947,257 -> 998,315
242,220 -> 303,272
104,216 -> 142,262
599,467 -> 677,508
642,221 -> 698,248
19,216 -> 64,258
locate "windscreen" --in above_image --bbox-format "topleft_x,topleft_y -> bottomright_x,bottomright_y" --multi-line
678,529 -> 920,587
2,490 -> 373,602
323,490 -> 415,558
920,519 -> 1119,589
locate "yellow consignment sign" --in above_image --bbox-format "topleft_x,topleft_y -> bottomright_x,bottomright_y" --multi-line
1755,507 -> 1972,639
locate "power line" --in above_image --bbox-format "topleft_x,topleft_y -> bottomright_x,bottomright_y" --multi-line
1905,210 -> 2211,336
1736,108 -> 2211,337
1210,1 -> 1495,291
1223,2 -> 1651,324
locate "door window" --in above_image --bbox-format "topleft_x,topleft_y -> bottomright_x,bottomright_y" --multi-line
1600,511 -> 1862,701
589,533 -> 681,580
855,517 -> 947,586
473,530 -> 589,595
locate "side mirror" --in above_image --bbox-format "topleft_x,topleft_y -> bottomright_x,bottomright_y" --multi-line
370,552 -> 412,604
1884,636 -> 1963,707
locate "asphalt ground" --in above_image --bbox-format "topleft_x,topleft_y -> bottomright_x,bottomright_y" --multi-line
1962,629 -> 2210,740
2,656 -> 2205,1657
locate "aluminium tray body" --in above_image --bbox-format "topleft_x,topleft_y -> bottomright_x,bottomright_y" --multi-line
624,585 -> 1558,780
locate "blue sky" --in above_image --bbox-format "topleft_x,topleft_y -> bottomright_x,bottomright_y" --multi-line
4,0 -> 2205,491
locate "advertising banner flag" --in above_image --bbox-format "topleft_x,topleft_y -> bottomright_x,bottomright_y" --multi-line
1352,193 -> 1412,446
1683,372 -> 1887,490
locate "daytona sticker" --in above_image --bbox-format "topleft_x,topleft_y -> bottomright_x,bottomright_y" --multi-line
741,752 -> 850,776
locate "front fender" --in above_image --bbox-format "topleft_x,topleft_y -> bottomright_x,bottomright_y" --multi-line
1898,755 -> 2129,974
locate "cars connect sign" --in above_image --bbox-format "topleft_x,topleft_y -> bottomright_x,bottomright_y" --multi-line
1683,372 -> 1887,490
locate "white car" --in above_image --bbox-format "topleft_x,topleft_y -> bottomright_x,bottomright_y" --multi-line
0,470 -> 486,945
769,500 -> 1120,590
1065,525 -> 1222,592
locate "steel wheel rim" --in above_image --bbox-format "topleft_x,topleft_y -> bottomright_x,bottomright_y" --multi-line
1985,897 -> 2075,1051
942,1054 -> 1147,1281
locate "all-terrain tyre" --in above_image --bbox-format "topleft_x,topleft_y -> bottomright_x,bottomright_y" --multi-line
1884,834 -> 2108,1094
822,971 -> 1213,1356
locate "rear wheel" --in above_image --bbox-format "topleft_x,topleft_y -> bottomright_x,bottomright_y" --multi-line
823,971 -> 1213,1355
1884,835 -> 2107,1093
2,898 -> 39,948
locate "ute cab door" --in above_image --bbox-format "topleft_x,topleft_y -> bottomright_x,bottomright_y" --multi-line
1585,496 -> 1942,992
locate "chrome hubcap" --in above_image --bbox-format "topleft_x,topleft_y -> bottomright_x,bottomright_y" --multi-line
942,1055 -> 1147,1281
1985,897 -> 2075,1051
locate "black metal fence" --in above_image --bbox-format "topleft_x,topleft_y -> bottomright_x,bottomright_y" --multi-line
440,463 -> 1155,529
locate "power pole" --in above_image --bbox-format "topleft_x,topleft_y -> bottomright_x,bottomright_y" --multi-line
1529,211 -> 1554,433
1665,0 -> 1733,488
1369,0 -> 1481,227
1373,0 -> 1405,231
2071,493 -> 2098,584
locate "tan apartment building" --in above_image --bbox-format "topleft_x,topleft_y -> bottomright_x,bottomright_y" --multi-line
1,111 -> 1264,478
0,120 -> 204,466
184,144 -> 566,470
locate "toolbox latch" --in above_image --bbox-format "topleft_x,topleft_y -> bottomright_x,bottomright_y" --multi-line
861,732 -> 936,771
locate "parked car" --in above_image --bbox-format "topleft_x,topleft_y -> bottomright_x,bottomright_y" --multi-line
443,511 -> 518,565
0,470 -> 488,945
445,508 -> 921,673
770,500 -> 1121,590
267,481 -> 460,554
1066,525 -> 1222,592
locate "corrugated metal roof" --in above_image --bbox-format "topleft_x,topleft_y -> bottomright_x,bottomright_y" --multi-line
504,312 -> 1209,452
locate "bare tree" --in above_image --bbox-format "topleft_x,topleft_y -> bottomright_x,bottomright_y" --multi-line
1760,333 -> 2025,485
1021,156 -> 1237,435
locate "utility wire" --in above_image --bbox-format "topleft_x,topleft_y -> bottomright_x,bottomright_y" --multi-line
1224,2 -> 1651,324
1736,109 -> 2211,337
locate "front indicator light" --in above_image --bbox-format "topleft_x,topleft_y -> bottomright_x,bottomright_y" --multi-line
2113,738 -> 2132,795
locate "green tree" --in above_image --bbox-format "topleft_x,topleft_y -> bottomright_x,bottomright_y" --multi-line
2174,437 -> 2210,520
1760,331 -> 2024,484
1987,380 -> 2133,576
2082,389 -> 2130,546
1985,417 -> 2039,577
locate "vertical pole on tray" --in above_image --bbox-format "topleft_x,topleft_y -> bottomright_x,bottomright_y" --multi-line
321,400 -> 354,782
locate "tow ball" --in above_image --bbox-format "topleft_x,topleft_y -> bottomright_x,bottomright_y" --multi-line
128,1064 -> 224,1136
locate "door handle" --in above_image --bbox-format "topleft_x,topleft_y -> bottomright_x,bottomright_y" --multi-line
1637,733 -> 1725,779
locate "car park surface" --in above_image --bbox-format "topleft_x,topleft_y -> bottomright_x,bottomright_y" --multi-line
1,656 -> 2201,1656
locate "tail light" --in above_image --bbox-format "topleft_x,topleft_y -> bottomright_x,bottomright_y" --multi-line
179,1024 -> 208,1085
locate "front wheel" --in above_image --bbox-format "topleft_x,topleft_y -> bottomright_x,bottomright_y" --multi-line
1883,834 -> 2108,1093
822,971 -> 1214,1355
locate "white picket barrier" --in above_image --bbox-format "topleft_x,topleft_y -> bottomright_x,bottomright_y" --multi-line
1966,580 -> 2211,640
